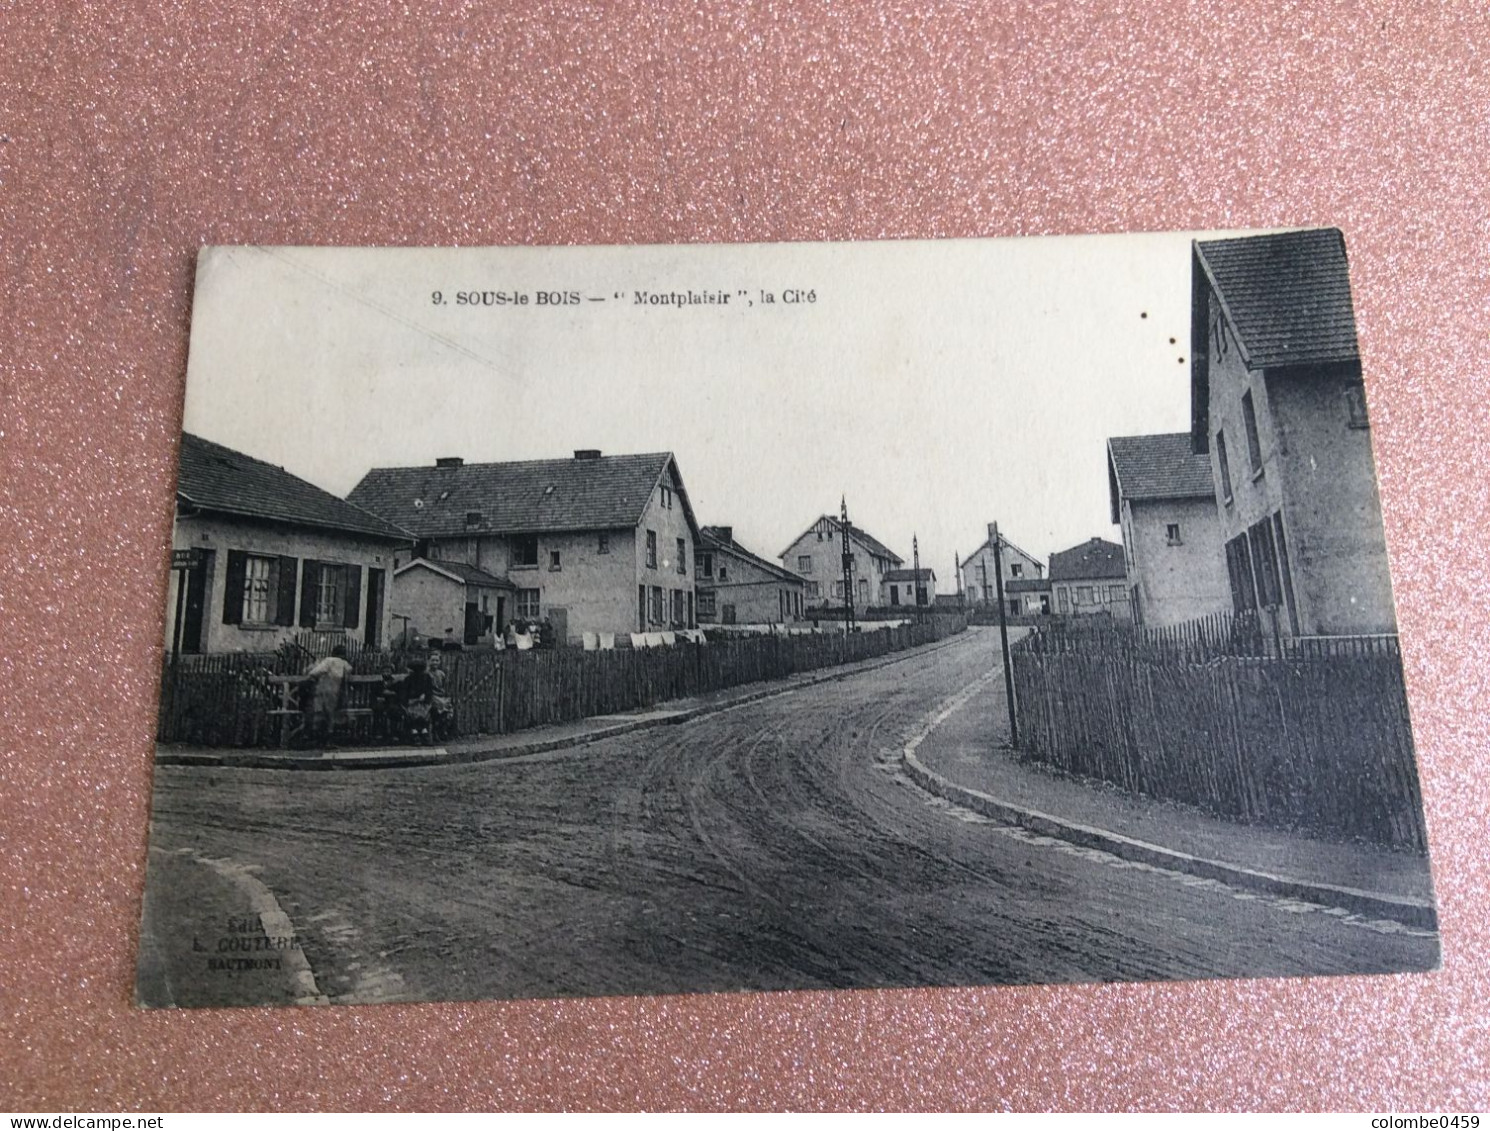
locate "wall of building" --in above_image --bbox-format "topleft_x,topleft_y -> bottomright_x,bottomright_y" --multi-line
634,465 -> 697,634
1050,577 -> 1131,620
1267,368 -> 1397,634
168,512 -> 398,653
883,577 -> 937,607
1123,496 -> 1232,627
389,567 -> 464,643
428,528 -> 643,641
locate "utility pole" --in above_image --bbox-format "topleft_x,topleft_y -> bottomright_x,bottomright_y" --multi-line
912,533 -> 923,623
954,551 -> 963,607
840,496 -> 856,634
990,521 -> 1019,748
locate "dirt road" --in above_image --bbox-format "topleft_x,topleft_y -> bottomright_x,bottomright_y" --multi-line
141,629 -> 1436,1006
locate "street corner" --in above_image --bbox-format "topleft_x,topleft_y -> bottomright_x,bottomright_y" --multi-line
136,846 -> 327,1010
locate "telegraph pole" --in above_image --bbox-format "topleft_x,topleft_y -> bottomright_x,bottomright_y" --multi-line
840,496 -> 856,633
990,522 -> 1019,747
954,551 -> 963,607
912,534 -> 925,623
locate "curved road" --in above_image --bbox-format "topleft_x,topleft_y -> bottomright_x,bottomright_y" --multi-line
142,630 -> 1436,1006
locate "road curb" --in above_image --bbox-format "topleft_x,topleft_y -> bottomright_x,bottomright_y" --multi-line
901,749 -> 1438,932
156,630 -> 972,772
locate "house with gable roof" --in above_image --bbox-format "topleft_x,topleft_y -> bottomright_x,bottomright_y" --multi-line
779,515 -> 903,612
1107,432 -> 1230,627
959,530 -> 1043,609
1049,537 -> 1131,621
348,449 -> 702,644
1190,228 -> 1395,635
168,433 -> 412,654
695,526 -> 806,625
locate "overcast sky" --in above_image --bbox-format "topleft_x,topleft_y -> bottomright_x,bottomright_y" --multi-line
181,231 -> 1238,581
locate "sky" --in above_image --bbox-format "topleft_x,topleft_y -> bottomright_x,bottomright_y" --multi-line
180,231 -> 1231,581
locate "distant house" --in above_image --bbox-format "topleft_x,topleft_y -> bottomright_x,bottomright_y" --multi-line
391,559 -> 513,647
780,516 -> 903,612
959,531 -> 1043,607
1191,228 -> 1395,635
349,450 -> 701,645
1107,433 -> 1231,628
1049,537 -> 1131,620
695,526 -> 805,625
168,433 -> 410,654
882,568 -> 936,609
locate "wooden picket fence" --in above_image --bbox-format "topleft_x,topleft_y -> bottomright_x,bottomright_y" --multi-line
158,614 -> 967,747
1009,618 -> 1425,849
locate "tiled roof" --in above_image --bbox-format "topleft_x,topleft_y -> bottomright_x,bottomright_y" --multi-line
1049,537 -> 1128,582
783,516 -> 903,565
348,452 -> 693,538
883,568 -> 935,583
177,433 -> 411,541
1194,229 -> 1359,369
1108,433 -> 1216,503
700,526 -> 803,584
397,558 -> 515,589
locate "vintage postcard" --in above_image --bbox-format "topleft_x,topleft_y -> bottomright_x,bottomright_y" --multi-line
137,230 -> 1437,1009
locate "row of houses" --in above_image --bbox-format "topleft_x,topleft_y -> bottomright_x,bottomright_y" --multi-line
167,438 -> 948,654
1109,227 -> 1395,634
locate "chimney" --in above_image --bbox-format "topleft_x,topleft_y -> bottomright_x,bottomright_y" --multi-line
435,456 -> 464,468
465,511 -> 483,527
573,449 -> 602,460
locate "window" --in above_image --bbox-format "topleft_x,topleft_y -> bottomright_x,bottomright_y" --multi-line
798,555 -> 812,573
516,588 -> 541,619
718,565 -> 727,581
890,586 -> 901,606
316,565 -> 345,625
660,486 -> 673,509
1058,587 -> 1070,613
1009,599 -> 1020,616
548,549 -> 562,571
294,560 -> 359,629
697,590 -> 717,618
833,581 -> 845,600
243,555 -> 273,623
1242,389 -> 1264,477
1216,430 -> 1234,502
598,533 -> 610,555
857,578 -> 869,604
649,585 -> 664,624
1166,523 -> 1182,545
805,581 -> 820,600
677,538 -> 687,575
513,535 -> 539,568
1077,585 -> 1094,605
1344,384 -> 1370,429
1109,585 -> 1127,602
698,551 -> 713,578
671,590 -> 685,625
1010,563 -> 1023,578
645,529 -> 657,569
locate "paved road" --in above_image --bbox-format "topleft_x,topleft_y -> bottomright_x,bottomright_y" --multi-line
141,630 -> 1436,1006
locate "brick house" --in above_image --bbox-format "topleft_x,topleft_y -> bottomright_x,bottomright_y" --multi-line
1049,537 -> 1131,620
167,433 -> 411,654
1107,432 -> 1231,627
349,450 -> 701,644
695,526 -> 806,625
959,531 -> 1043,608
1190,228 -> 1395,635
780,516 -> 903,612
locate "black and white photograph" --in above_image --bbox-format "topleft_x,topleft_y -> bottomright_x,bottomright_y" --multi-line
138,229 -> 1438,1009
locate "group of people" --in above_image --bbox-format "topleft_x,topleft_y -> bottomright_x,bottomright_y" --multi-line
298,645 -> 453,746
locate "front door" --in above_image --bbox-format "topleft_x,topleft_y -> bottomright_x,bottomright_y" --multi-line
181,551 -> 212,653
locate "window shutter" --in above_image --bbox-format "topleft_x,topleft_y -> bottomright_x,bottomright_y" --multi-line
274,556 -> 298,626
300,560 -> 321,627
222,550 -> 246,625
343,565 -> 361,628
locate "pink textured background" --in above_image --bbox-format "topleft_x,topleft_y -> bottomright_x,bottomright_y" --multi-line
3,0 -> 1487,1112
